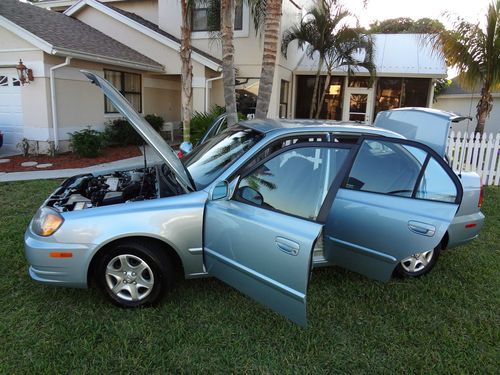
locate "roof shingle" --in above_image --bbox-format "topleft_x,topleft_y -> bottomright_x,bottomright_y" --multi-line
0,0 -> 163,70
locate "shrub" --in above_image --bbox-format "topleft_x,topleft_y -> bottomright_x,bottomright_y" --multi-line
144,114 -> 164,130
104,114 -> 164,146
69,127 -> 105,158
190,105 -> 226,144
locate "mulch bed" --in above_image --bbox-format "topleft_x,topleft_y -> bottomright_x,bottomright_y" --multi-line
0,145 -> 142,173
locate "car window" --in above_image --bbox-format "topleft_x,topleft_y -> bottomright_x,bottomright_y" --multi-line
345,138 -> 459,204
184,127 -> 263,189
416,157 -> 457,202
345,140 -> 425,197
236,146 -> 350,220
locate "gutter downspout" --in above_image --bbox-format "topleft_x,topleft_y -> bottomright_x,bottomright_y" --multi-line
50,57 -> 71,150
205,74 -> 223,112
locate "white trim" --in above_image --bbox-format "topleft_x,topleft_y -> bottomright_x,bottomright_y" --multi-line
52,48 -> 164,72
0,15 -> 54,54
50,57 -> 72,148
65,0 -> 221,71
205,74 -> 223,111
34,0 -> 125,8
192,76 -> 206,88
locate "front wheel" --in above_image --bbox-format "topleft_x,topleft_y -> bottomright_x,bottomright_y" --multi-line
395,247 -> 441,278
96,240 -> 174,307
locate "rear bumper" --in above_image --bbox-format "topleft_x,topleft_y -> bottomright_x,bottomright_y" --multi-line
24,229 -> 96,288
446,211 -> 485,249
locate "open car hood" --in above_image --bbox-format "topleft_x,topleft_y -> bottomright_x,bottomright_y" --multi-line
374,108 -> 469,157
81,70 -> 194,192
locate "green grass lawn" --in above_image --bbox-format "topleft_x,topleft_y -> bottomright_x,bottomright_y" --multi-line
0,180 -> 498,374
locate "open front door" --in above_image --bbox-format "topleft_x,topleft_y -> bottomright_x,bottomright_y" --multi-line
203,145 -> 348,326
204,199 -> 321,326
323,136 -> 462,282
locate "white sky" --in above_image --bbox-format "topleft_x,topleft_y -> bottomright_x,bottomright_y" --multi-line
348,0 -> 491,28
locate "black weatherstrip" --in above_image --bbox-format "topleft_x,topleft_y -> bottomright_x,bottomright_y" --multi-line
316,139 -> 362,223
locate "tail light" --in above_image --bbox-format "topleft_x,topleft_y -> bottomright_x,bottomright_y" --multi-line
478,179 -> 484,208
177,151 -> 184,158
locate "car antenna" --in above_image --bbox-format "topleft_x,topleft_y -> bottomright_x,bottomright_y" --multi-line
143,143 -> 147,169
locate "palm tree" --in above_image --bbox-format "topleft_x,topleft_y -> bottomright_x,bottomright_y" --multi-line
254,0 -> 282,119
282,0 -> 375,119
180,0 -> 193,142
429,0 -> 500,134
220,0 -> 239,126
315,25 -> 376,118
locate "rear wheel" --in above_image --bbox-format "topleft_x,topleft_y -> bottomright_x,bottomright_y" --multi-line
395,247 -> 441,278
96,240 -> 174,307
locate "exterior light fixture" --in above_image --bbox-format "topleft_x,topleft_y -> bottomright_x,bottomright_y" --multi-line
16,59 -> 34,85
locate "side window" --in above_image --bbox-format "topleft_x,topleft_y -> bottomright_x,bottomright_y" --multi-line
416,157 -> 457,202
345,139 -> 458,203
236,146 -> 350,220
346,140 -> 425,197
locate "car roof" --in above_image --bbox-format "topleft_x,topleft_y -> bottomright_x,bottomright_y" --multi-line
239,118 -> 405,139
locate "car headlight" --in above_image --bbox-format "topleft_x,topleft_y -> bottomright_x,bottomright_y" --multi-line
32,207 -> 64,237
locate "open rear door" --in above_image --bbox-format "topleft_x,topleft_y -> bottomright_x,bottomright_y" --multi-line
323,136 -> 462,281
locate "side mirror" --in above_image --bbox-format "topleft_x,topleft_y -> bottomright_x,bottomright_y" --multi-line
179,141 -> 193,155
210,180 -> 229,201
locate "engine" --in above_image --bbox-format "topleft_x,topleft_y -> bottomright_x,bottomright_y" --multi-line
47,167 -> 158,212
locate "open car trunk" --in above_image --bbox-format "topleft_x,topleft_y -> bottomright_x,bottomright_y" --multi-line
374,107 -> 469,158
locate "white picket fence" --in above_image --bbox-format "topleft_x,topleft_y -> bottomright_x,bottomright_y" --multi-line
446,131 -> 500,186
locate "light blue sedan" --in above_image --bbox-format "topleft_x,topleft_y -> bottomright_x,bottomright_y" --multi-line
24,72 -> 484,326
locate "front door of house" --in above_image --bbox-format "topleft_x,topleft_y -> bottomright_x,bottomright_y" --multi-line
342,87 -> 374,124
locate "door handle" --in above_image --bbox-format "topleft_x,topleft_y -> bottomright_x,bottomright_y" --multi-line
275,237 -> 300,256
408,221 -> 436,237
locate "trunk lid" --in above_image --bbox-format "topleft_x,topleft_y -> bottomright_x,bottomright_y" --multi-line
374,107 -> 468,157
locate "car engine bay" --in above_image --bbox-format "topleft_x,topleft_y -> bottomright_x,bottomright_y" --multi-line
45,165 -> 184,212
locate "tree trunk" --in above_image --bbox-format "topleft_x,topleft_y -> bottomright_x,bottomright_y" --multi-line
475,86 -> 492,135
221,0 -> 238,126
309,58 -> 323,119
315,70 -> 332,119
180,0 -> 193,142
255,0 -> 282,119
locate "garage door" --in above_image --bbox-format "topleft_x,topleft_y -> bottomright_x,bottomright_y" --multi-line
0,69 -> 23,149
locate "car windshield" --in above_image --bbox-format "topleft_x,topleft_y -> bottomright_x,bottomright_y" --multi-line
183,126 -> 263,189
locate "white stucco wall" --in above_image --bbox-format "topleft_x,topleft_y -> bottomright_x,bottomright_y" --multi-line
114,0 -> 159,24
433,95 -> 500,134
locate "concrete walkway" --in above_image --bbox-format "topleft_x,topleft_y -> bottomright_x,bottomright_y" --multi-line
0,146 -> 162,182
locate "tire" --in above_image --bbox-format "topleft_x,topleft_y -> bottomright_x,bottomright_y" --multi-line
96,240 -> 174,307
395,246 -> 441,278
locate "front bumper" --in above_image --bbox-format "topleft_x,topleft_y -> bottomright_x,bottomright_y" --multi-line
24,228 -> 96,288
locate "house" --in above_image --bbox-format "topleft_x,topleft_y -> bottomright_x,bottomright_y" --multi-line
0,0 -> 446,154
433,78 -> 500,134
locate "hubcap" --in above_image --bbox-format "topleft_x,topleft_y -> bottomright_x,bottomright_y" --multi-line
105,254 -> 154,301
400,249 -> 434,273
